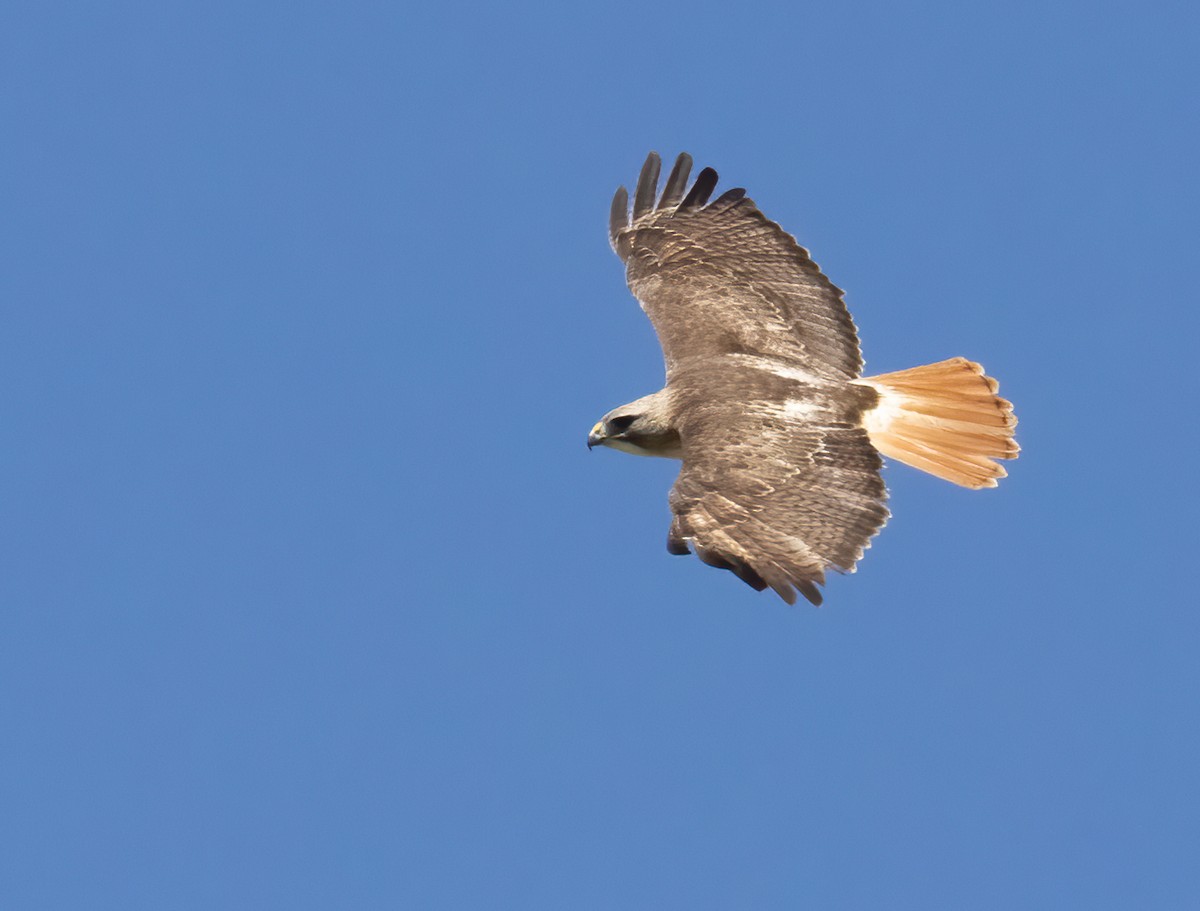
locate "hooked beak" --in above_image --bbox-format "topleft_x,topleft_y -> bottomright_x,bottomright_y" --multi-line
587,421 -> 606,450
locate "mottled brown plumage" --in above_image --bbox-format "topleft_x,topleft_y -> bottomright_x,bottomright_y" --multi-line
590,152 -> 1018,605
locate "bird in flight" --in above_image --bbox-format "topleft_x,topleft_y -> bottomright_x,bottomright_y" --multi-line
588,152 -> 1018,605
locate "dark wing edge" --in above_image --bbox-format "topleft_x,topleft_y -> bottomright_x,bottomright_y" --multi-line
611,152 -> 745,260
667,500 -> 827,606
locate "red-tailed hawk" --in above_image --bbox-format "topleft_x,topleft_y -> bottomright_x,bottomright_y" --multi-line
588,152 -> 1018,605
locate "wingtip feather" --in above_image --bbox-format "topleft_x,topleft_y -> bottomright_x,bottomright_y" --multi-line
609,186 -> 628,243
680,167 -> 719,209
659,152 -> 693,209
633,152 -> 662,220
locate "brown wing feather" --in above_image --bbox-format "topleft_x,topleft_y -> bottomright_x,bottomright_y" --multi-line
666,389 -> 889,606
610,152 -> 863,381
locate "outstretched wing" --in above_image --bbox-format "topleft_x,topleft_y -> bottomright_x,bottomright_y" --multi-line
666,388 -> 889,606
610,152 -> 863,382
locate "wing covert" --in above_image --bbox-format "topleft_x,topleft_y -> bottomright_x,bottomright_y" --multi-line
666,394 -> 889,606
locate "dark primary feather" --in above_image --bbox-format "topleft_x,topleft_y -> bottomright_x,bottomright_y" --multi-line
679,167 -> 719,209
711,187 -> 747,208
609,151 -> 864,381
659,153 -> 692,209
693,544 -> 769,593
633,152 -> 661,221
608,186 -> 629,256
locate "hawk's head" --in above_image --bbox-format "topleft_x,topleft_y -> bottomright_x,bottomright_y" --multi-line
588,394 -> 682,459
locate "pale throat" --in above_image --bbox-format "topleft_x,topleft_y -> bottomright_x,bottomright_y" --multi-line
607,434 -> 683,460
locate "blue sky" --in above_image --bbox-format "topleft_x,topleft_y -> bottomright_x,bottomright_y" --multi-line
2,1 -> 1197,907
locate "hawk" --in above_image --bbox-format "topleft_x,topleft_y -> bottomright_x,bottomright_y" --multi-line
588,152 -> 1018,605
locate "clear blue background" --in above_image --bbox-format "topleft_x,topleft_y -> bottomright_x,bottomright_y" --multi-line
2,1 -> 1197,907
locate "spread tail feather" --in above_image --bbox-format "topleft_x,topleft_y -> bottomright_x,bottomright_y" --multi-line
856,357 -> 1019,489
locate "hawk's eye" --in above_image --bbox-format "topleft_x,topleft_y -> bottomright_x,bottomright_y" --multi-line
608,415 -> 636,433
